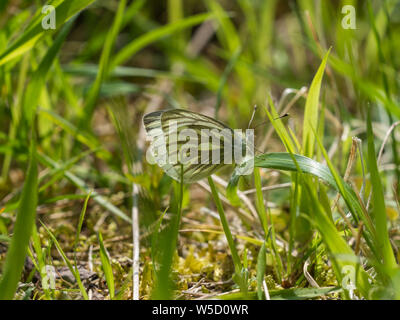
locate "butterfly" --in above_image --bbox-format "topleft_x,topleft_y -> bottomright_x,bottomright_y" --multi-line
143,109 -> 254,183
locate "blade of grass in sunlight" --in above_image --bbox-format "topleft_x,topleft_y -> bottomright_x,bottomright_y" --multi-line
263,94 -> 307,242
98,232 -> 115,299
228,153 -> 347,207
206,0 -> 238,51
0,137 -> 38,300
302,48 -> 330,158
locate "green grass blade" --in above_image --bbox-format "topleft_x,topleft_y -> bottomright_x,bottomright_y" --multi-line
366,107 -> 397,270
41,221 -> 89,300
38,149 -> 98,193
1,53 -> 30,182
228,153 -> 372,236
229,152 -> 372,296
253,168 -> 268,234
256,241 -> 266,300
215,47 -> 241,119
0,138 -> 38,300
206,0 -> 240,51
114,267 -> 134,300
74,192 -> 91,263
31,225 -> 52,299
98,232 -> 115,299
312,126 -> 376,245
81,0 -> 127,126
38,108 -> 108,158
302,49 -> 330,158
302,179 -> 370,297
218,287 -> 341,300
110,12 -> 215,69
22,17 -> 75,126
0,0 -> 95,66
151,180 -> 183,300
37,152 -> 131,223
208,177 -> 242,273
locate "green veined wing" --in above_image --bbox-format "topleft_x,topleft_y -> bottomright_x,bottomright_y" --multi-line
143,109 -> 253,183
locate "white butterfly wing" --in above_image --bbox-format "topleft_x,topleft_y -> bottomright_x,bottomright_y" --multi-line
143,109 -> 237,183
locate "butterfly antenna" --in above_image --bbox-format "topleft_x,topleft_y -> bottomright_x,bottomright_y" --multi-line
253,113 -> 290,129
247,105 -> 258,129
252,113 -> 290,155
273,113 -> 289,120
254,147 -> 265,155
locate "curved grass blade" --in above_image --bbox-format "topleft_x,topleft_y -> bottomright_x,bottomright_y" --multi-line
0,0 -> 95,66
110,12 -> 215,69
228,152 -> 370,231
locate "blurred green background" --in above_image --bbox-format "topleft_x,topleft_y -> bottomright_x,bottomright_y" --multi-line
0,0 -> 399,300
